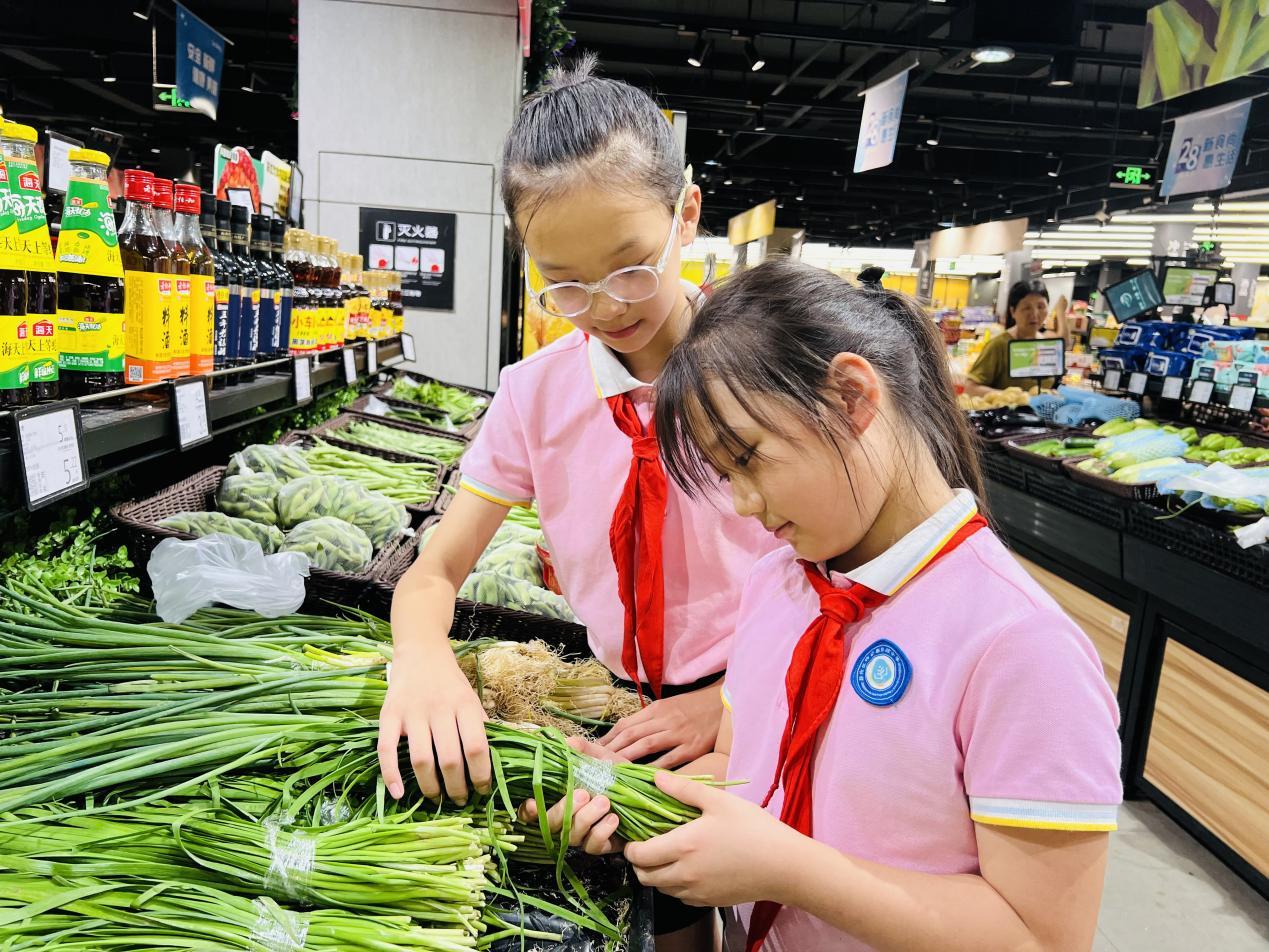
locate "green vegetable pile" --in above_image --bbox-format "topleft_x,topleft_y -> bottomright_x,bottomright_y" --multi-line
331,419 -> 467,466
0,572 -> 708,947
1183,432 -> 1269,464
390,377 -> 489,426
1020,435 -> 1097,459
301,438 -> 442,506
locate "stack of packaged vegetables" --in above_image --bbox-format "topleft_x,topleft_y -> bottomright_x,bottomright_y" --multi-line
159,444 -> 412,573
420,509 -> 577,624
1074,419 -> 1206,485
0,531 -> 700,948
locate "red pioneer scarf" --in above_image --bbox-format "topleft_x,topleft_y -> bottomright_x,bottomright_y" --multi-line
746,512 -> 989,952
607,392 -> 668,704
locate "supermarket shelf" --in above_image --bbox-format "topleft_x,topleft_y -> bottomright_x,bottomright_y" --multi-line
0,337 -> 405,513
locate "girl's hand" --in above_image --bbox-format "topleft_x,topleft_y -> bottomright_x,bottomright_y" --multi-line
519,789 -> 626,856
598,682 -> 723,768
377,646 -> 491,804
623,771 -> 800,908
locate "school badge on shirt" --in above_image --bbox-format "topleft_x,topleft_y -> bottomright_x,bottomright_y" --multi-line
852,639 -> 911,706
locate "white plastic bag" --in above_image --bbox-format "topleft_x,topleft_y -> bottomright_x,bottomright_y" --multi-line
148,533 -> 310,623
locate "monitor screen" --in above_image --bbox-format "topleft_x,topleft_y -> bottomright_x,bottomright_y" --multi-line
1161,267 -> 1218,307
1008,338 -> 1065,379
288,163 -> 304,227
44,131 -> 83,193
1212,281 -> 1235,306
1104,270 -> 1164,322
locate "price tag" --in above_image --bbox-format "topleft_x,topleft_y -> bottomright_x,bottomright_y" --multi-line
1103,369 -> 1122,392
1189,379 -> 1214,405
293,356 -> 313,405
1128,372 -> 1148,396
171,376 -> 212,450
342,347 -> 358,386
13,402 -> 89,511
367,341 -> 379,376
1161,376 -> 1184,400
1229,384 -> 1257,413
401,333 -> 417,363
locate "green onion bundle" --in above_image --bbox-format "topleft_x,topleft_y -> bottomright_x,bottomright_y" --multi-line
300,438 -> 442,505
333,420 -> 467,466
390,378 -> 488,424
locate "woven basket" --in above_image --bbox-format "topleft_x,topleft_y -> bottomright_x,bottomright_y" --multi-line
1062,456 -> 1168,501
308,413 -> 471,468
349,393 -> 483,438
109,465 -> 415,617
278,430 -> 447,520
371,376 -> 490,435
1003,431 -> 1092,474
404,514 -> 589,655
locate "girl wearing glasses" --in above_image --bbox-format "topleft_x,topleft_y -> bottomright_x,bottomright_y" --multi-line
377,55 -> 774,949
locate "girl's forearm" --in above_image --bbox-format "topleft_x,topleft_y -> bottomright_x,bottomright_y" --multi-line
389,561 -> 461,660
677,751 -> 729,781
768,837 -> 1039,952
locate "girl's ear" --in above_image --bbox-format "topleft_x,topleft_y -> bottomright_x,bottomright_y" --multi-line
680,183 -> 703,244
828,352 -> 882,434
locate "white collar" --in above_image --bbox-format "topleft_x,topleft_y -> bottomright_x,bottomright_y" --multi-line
586,280 -> 704,399
826,489 -> 979,597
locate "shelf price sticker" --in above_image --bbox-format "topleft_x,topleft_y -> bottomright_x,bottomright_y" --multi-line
1189,379 -> 1214,405
1229,383 -> 1257,413
293,356 -> 313,405
1161,376 -> 1185,400
401,332 -> 417,363
1103,369 -> 1122,392
13,402 -> 89,511
367,341 -> 379,376
1128,372 -> 1148,396
171,376 -> 212,450
343,347 -> 358,386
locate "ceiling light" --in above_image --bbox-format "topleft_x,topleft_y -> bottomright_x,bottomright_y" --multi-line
103,74 -> 117,83
939,219 -> 955,227
971,45 -> 1015,65
926,126 -> 940,147
754,105 -> 767,132
952,177 -> 963,185
722,177 -> 733,186
1047,155 -> 1062,178
1048,51 -> 1076,87
688,36 -> 713,68
744,39 -> 765,72
795,190 -> 805,201
150,147 -> 161,154
132,0 -> 152,20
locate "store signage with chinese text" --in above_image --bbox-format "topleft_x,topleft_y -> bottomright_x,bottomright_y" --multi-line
174,3 -> 226,120
1110,163 -> 1156,189
854,68 -> 911,174
1160,98 -> 1251,198
359,207 -> 456,311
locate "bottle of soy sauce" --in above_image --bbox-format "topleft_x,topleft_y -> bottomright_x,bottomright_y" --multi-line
230,205 -> 258,381
271,218 -> 294,358
251,213 -> 281,359
214,199 -> 241,387
199,193 -> 229,383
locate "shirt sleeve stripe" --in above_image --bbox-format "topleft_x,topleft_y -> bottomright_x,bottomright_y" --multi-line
720,684 -> 734,712
458,477 -> 532,509
969,796 -> 1119,832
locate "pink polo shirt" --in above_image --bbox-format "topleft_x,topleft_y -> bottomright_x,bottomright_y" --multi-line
459,304 -> 776,686
723,490 -> 1122,952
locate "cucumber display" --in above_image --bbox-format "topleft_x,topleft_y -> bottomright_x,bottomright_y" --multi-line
224,443 -> 313,481
157,511 -> 285,553
215,472 -> 283,526
281,517 -> 375,573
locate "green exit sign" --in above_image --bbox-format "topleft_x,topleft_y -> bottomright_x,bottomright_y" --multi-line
152,86 -> 197,113
1110,163 -> 1156,190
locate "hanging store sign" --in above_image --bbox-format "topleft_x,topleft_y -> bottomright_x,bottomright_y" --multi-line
174,3 -> 226,121
727,200 -> 776,247
360,207 -> 456,311
1160,98 -> 1251,198
1139,1 -> 1269,108
929,217 -> 1027,259
854,68 -> 911,174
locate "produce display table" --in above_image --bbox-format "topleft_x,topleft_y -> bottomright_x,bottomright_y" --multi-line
982,451 -> 1269,900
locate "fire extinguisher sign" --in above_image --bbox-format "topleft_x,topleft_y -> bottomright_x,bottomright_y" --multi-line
359,206 -> 456,311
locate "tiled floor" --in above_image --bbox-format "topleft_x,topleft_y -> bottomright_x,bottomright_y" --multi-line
1097,800 -> 1269,951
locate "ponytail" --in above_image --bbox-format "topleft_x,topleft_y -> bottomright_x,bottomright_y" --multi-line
656,257 -> 987,511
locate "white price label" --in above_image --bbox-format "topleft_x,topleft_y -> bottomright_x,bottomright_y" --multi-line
1103,369 -> 1122,391
172,377 -> 211,450
1229,384 -> 1256,413
401,333 -> 417,363
294,356 -> 313,405
1127,372 -> 1148,395
1161,376 -> 1184,400
1189,379 -> 1214,405
15,404 -> 88,510
343,347 -> 357,385
367,341 -> 379,376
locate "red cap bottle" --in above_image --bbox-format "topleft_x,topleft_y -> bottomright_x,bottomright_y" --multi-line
151,177 -> 174,211
173,184 -> 200,215
123,168 -> 154,203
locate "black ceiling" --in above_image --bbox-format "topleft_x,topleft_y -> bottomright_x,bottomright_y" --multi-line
3,1 -> 1266,245
560,0 -> 1269,245
1,0 -> 297,189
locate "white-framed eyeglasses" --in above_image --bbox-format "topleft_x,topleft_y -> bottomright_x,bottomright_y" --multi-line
524,189 -> 685,319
